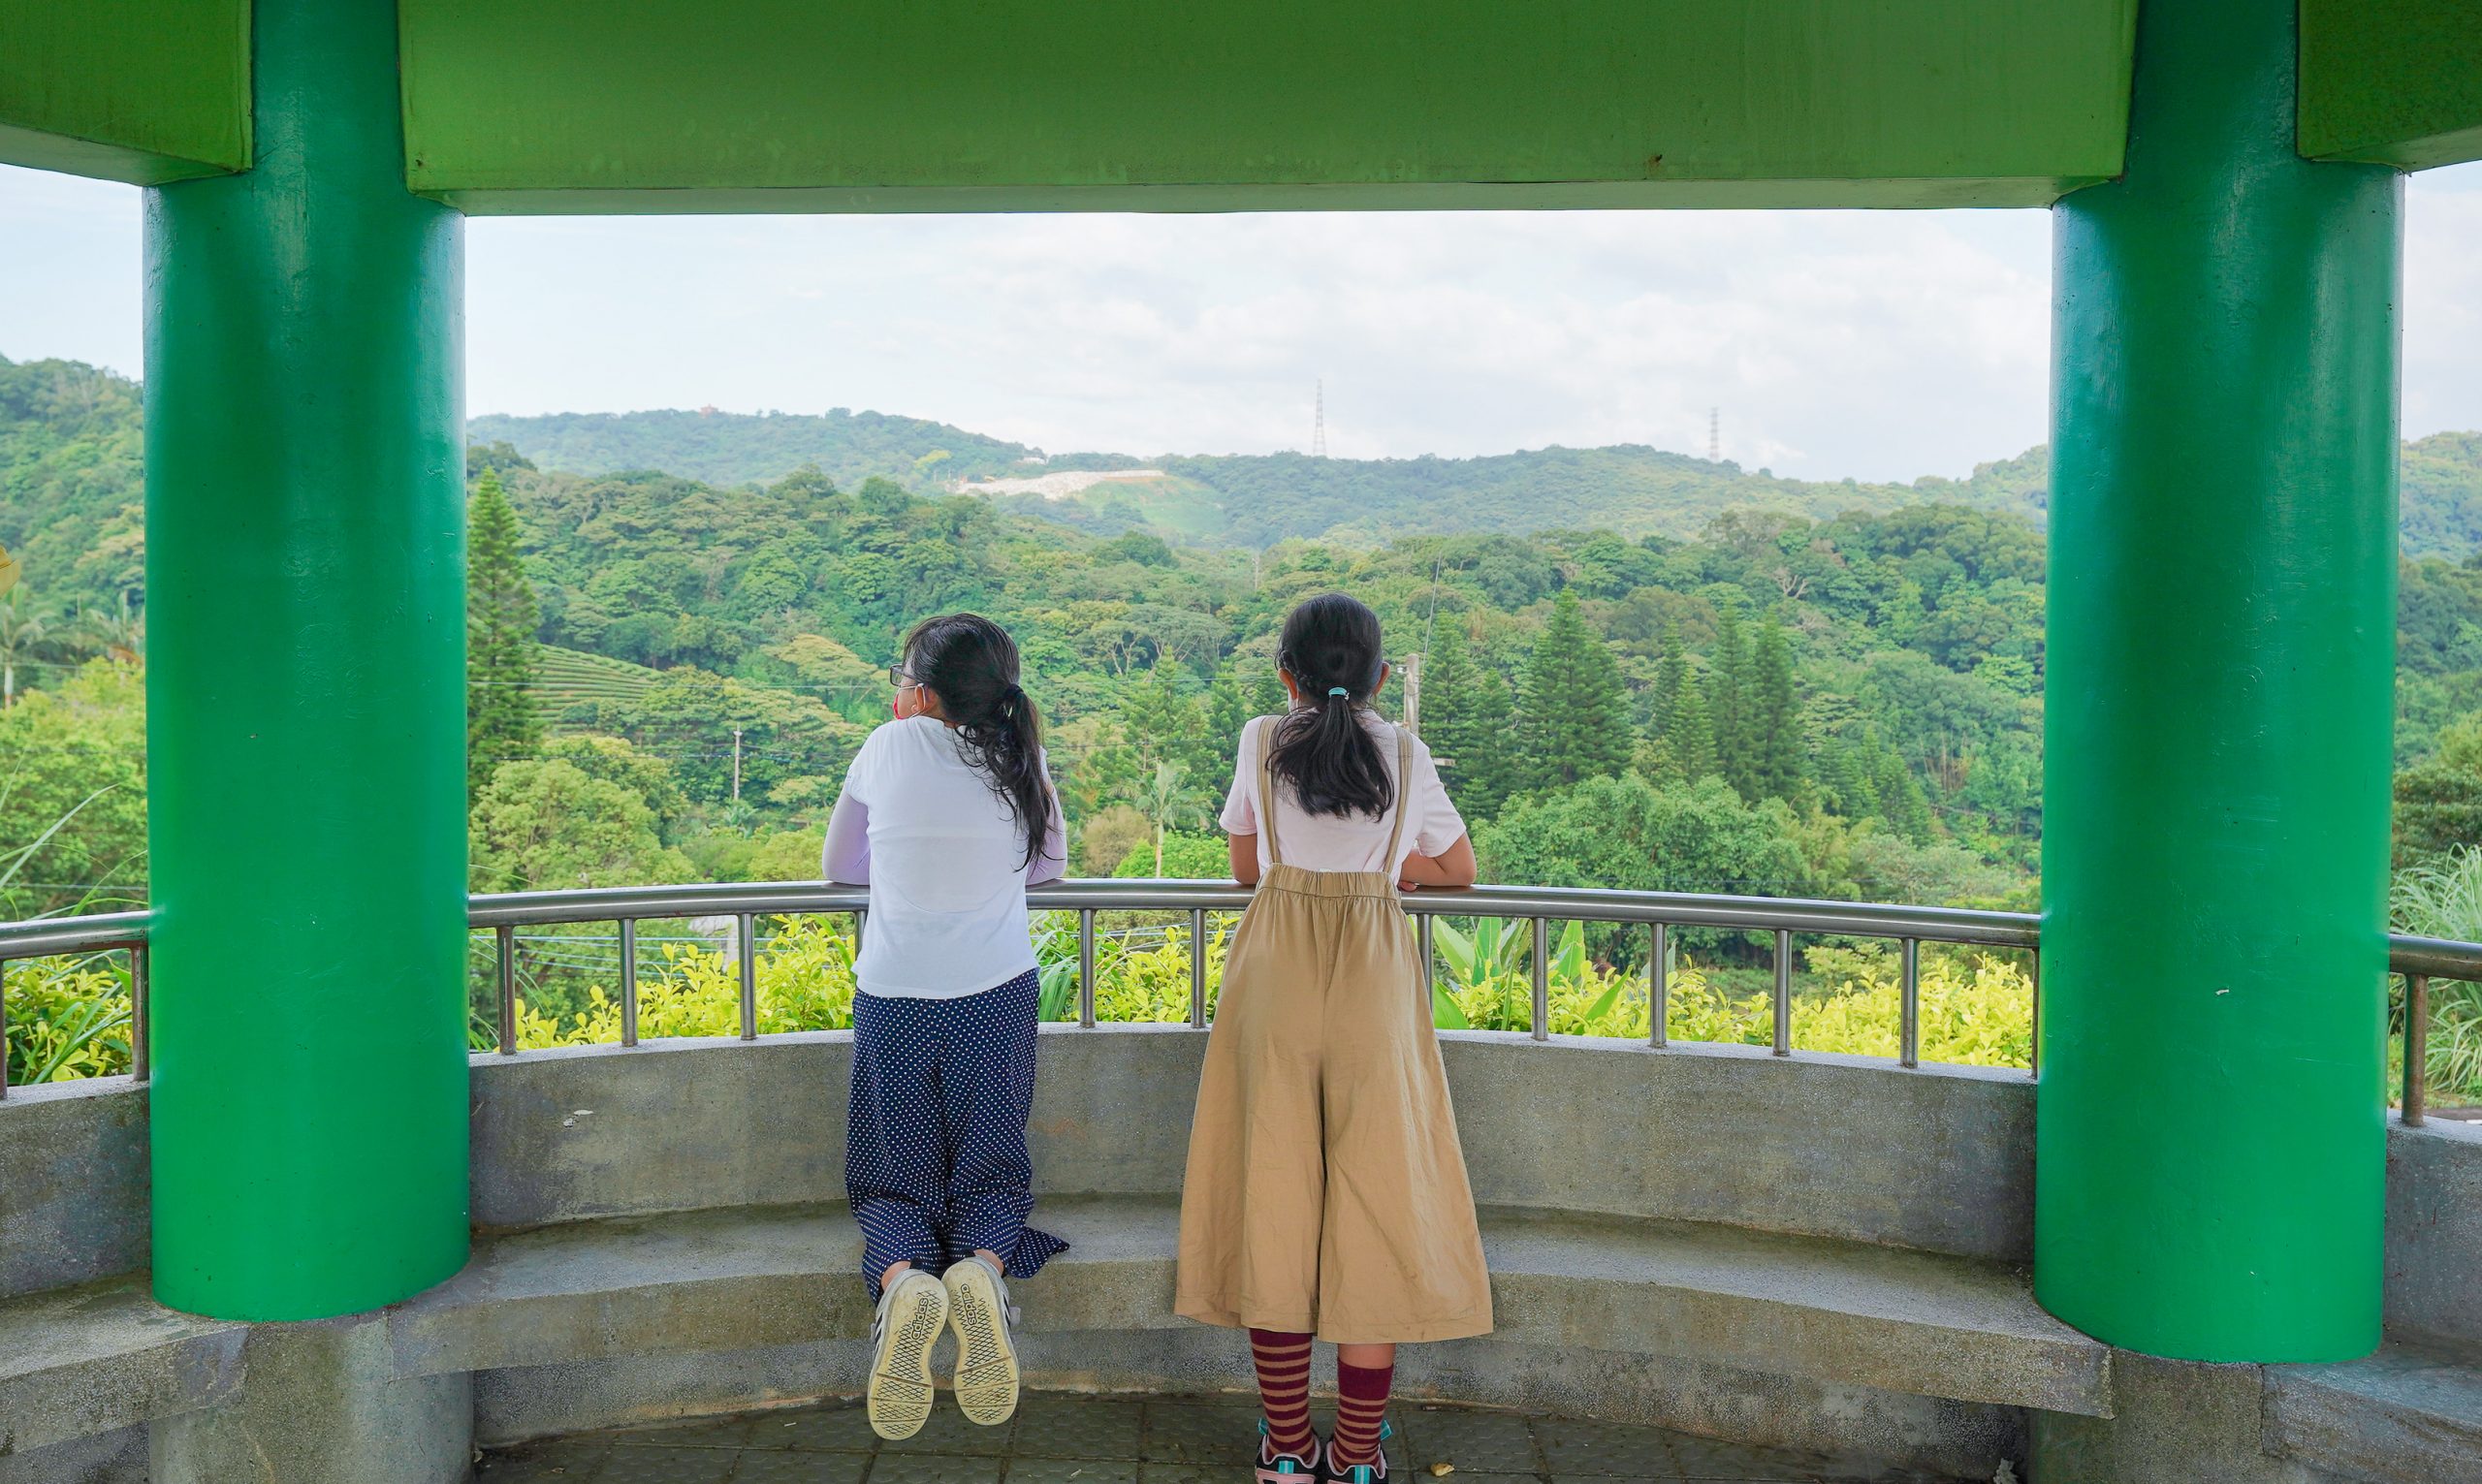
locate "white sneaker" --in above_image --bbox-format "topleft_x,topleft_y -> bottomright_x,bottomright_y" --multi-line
868,1268 -> 949,1440
941,1253 -> 1022,1426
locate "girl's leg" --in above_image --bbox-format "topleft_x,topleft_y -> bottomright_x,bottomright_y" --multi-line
937,970 -> 1062,1272
1249,1329 -> 1318,1463
846,993 -> 945,1296
1329,1343 -> 1397,1469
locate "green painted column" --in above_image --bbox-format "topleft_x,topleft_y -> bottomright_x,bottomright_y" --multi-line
2037,0 -> 2400,1360
144,0 -> 469,1319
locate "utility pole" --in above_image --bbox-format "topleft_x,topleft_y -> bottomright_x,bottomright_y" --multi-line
1313,379 -> 1327,458
1400,650 -> 1422,736
731,728 -> 744,802
1708,406 -> 1720,463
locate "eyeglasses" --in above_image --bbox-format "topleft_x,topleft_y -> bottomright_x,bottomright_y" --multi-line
888,666 -> 918,690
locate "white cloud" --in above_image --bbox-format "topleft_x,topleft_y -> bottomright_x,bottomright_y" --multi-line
4,159 -> 2476,482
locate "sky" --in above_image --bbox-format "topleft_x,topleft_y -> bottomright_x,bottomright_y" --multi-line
3,161 -> 2476,485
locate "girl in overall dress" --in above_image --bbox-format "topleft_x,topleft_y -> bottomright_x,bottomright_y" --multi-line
822,614 -> 1069,1440
1177,593 -> 1493,1483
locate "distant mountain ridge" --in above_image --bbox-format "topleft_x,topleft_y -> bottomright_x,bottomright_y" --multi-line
465,401 -> 2482,558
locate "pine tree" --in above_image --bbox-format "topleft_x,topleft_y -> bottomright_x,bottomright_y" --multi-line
1669,671 -> 1716,782
1249,661 -> 1288,718
1746,613 -> 1803,802
1864,731 -> 1935,841
467,467 -> 542,799
1422,621 -> 1518,821
1651,623 -> 1688,740
1708,606 -> 1749,793
1516,590 -> 1630,792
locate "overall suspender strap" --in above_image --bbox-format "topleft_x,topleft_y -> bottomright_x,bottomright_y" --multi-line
1382,726 -> 1413,869
1256,717 -> 1286,868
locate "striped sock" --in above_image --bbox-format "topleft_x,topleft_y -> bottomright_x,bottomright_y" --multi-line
1330,1359 -> 1393,1468
1249,1328 -> 1317,1461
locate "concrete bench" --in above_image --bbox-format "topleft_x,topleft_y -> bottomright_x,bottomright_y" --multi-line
2265,1341 -> 2482,1480
394,1195 -> 2112,1416
0,1275 -> 243,1454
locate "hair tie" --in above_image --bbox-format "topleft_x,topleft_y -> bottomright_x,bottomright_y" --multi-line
1327,686 -> 1351,698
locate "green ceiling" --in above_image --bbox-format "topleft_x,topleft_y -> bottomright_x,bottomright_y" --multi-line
397,0 -> 2135,212
2299,0 -> 2482,169
0,0 -> 246,183
4,1 -> 2477,206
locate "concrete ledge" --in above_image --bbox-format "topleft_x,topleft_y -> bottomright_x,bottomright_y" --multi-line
0,1275 -> 243,1454
389,1196 -> 2110,1418
2265,1342 -> 2482,1482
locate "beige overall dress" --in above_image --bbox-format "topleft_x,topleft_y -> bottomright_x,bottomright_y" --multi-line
1174,723 -> 1494,1344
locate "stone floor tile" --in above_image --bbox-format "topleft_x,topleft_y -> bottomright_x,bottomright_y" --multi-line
596,1446 -> 740,1484
1133,1466 -> 1257,1484
1399,1405 -> 1540,1474
746,1406 -> 880,1454
480,1441 -> 612,1481
1012,1396 -> 1146,1459
1140,1402 -> 1257,1465
1665,1435 -> 1840,1481
613,1417 -> 757,1450
1535,1418 -> 1684,1478
1002,1459 -> 1143,1483
875,1404 -> 1015,1455
724,1451 -> 874,1484
869,1453 -> 1005,1483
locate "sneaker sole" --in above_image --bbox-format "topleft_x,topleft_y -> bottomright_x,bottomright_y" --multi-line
943,1260 -> 1021,1426
868,1277 -> 948,1440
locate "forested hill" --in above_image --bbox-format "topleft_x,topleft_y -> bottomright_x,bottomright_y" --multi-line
464,397 -> 2482,556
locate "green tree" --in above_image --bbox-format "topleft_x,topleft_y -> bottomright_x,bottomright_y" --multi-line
0,658 -> 147,915
467,468 -> 543,797
1516,590 -> 1629,792
1651,623 -> 1688,739
1421,621 -> 1518,821
469,758 -> 692,893
1707,605 -> 1750,789
2396,711 -> 2482,863
1131,760 -> 1215,876
1745,612 -> 1803,802
1664,671 -> 1716,783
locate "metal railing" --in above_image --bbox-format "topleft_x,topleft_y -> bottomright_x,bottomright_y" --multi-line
0,883 -> 2468,1121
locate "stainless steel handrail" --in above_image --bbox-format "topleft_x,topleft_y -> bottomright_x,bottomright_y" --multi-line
3,888 -> 2472,1117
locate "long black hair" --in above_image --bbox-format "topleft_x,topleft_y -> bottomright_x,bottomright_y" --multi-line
903,613 -> 1053,868
1267,592 -> 1393,820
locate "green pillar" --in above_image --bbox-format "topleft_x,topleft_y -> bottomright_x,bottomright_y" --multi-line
2037,0 -> 2399,1360
144,0 -> 469,1319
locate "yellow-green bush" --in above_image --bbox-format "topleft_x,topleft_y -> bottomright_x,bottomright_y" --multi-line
4,957 -> 133,1085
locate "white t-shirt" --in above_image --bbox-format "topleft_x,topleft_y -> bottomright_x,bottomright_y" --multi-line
823,715 -> 1066,999
1219,711 -> 1468,876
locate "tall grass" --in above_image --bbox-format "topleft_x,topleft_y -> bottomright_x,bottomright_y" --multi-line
2390,846 -> 2482,1104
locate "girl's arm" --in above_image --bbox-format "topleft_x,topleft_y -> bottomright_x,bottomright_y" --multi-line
1228,832 -> 1262,887
1396,834 -> 1477,892
821,793 -> 872,884
1027,777 -> 1068,886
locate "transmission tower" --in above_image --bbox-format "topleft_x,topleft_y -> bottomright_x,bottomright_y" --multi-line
1313,379 -> 1327,458
1708,406 -> 1720,463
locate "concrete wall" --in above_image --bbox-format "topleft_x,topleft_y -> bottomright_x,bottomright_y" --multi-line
2383,1114 -> 2482,1352
14,1040 -> 2474,1339
0,1075 -> 147,1301
469,1027 -> 2035,1260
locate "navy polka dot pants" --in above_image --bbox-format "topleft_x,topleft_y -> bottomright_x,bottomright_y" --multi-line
847,967 -> 1067,1299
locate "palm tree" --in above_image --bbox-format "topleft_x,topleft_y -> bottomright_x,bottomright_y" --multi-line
75,594 -> 143,666
1132,761 -> 1213,876
0,593 -> 49,707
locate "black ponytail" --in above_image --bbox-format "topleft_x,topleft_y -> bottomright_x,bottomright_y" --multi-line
902,613 -> 1054,868
1266,592 -> 1393,820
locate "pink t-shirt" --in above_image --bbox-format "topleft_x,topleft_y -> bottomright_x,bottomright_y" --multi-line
1219,711 -> 1468,876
